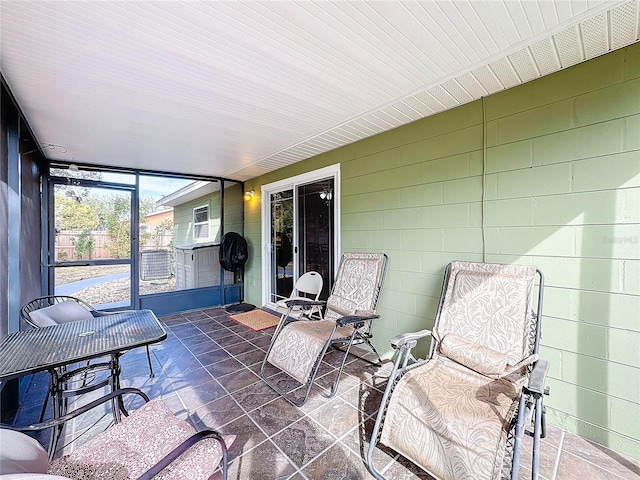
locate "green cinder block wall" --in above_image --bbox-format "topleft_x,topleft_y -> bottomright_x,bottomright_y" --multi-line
242,43 -> 640,460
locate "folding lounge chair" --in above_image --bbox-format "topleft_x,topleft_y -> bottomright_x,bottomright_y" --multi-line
260,252 -> 388,407
0,388 -> 228,480
367,261 -> 549,480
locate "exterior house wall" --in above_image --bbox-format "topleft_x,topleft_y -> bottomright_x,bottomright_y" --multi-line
172,182 -> 244,246
242,43 -> 640,459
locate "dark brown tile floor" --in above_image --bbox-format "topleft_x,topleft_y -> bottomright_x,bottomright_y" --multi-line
9,307 -> 640,480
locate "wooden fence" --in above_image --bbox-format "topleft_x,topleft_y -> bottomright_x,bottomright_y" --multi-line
55,231 -> 173,261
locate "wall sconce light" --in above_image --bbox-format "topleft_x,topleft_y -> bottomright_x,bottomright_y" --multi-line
244,190 -> 255,201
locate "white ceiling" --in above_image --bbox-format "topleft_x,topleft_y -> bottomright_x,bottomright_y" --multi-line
1,1 -> 639,181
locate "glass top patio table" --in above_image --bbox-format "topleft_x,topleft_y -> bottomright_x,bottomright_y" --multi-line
0,309 -> 167,382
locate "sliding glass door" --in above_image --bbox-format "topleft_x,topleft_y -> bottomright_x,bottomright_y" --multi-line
262,165 -> 339,308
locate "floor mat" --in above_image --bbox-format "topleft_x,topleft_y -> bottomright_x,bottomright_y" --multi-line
229,309 -> 280,331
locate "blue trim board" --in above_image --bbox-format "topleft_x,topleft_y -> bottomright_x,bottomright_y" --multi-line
139,285 -> 240,316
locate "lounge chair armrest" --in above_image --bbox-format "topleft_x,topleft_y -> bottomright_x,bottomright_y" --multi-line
285,299 -> 326,309
337,313 -> 379,326
390,329 -> 432,349
528,359 -> 550,395
5,388 -> 149,432
138,429 -> 228,480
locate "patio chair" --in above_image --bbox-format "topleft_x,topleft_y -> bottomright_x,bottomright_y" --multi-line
0,388 -> 228,480
274,270 -> 324,322
366,261 -> 550,480
20,296 -> 155,424
260,252 -> 387,407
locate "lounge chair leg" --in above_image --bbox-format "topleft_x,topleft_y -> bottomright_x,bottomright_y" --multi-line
511,395 -> 527,480
531,394 -> 544,480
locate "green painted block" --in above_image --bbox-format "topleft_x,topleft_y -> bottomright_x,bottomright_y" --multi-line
492,100 -> 575,146
420,203 -> 471,228
468,150 -> 485,176
572,151 -> 640,192
574,79 -> 640,126
533,257 -> 627,293
608,329 -> 640,367
625,114 -> 640,150
569,290 -> 640,331
544,318 -> 608,359
441,125 -> 483,157
622,260 -> 640,295
342,150 -> 399,178
415,292 -> 441,318
561,352 -> 639,402
363,163 -> 423,191
409,101 -> 482,139
383,206 -> 424,230
497,163 -> 572,198
482,173 -> 499,201
342,189 -> 400,213
400,228 -> 443,252
496,226 -> 574,256
485,198 -> 534,226
384,290 -> 417,316
531,46 -> 628,106
545,378 -> 609,425
400,271 -> 437,295
443,177 -> 483,204
388,250 -> 423,273
486,82 -> 534,121
421,152 -> 471,182
367,230 -> 403,251
482,227 -> 500,255
537,286 -> 571,320
575,224 -> 640,259
342,211 -> 383,231
609,397 -> 640,440
382,270 -> 402,292
399,183 -> 442,208
342,230 -> 370,250
533,119 -> 625,166
623,43 -> 640,80
533,190 -> 633,226
402,136 -> 445,165
396,312 -> 433,334
443,227 -> 484,253
486,139 -> 532,174
419,252 -> 461,274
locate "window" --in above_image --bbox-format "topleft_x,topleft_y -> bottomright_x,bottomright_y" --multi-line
193,204 -> 209,240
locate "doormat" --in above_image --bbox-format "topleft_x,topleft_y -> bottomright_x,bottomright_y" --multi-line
229,309 -> 280,332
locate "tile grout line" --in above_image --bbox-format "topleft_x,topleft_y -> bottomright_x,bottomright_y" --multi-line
551,428 -> 565,480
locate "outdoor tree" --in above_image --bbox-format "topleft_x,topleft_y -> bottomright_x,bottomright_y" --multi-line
51,168 -> 103,204
150,217 -> 173,248
72,229 -> 95,259
103,194 -> 131,259
55,196 -> 100,231
90,194 -> 160,259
